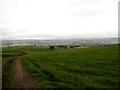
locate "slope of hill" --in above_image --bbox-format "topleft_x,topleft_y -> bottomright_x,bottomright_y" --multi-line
2,44 -> 119,88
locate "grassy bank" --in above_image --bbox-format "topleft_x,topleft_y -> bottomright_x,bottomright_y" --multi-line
2,46 -> 25,88
2,45 -> 119,88
19,45 -> 119,88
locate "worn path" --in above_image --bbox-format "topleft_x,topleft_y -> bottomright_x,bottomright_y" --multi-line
12,57 -> 36,88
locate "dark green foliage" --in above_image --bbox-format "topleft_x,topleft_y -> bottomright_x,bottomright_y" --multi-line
2,53 -> 14,57
49,46 -> 55,50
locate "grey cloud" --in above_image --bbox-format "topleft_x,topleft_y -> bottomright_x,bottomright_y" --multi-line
1,29 -> 15,36
70,0 -> 114,6
26,34 -> 61,39
69,0 -> 115,19
1,32 -> 62,40
1,29 -> 29,40
75,10 -> 106,19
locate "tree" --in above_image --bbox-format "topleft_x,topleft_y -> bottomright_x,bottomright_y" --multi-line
49,46 -> 55,50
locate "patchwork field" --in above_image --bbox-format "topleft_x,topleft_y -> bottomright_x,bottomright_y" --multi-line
2,45 -> 120,88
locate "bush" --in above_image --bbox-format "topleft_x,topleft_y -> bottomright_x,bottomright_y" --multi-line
49,46 -> 55,50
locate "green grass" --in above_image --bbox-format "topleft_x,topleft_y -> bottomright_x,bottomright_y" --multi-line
2,45 -> 120,88
2,59 -> 15,88
2,46 -> 27,88
20,45 -> 119,88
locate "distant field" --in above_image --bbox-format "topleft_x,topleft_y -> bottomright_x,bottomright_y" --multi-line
2,45 -> 120,88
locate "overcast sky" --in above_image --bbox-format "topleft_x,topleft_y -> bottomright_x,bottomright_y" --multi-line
0,0 -> 119,40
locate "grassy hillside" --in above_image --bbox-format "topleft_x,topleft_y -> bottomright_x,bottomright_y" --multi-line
21,45 -> 119,88
2,45 -> 119,88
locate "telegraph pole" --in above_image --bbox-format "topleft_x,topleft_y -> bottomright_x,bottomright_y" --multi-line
8,44 -> 10,55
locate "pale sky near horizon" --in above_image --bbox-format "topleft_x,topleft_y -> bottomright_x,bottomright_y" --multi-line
0,0 -> 119,40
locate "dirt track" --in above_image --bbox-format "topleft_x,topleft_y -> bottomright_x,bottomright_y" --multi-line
12,57 -> 36,88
